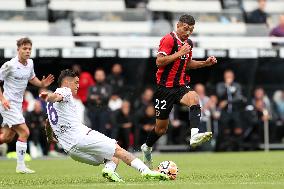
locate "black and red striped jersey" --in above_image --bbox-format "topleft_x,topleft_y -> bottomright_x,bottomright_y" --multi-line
156,32 -> 193,87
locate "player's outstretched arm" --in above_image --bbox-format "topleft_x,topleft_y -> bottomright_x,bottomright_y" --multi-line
188,56 -> 217,69
39,91 -> 63,103
45,119 -> 58,143
29,74 -> 55,88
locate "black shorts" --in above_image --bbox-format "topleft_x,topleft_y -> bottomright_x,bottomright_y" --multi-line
154,85 -> 192,120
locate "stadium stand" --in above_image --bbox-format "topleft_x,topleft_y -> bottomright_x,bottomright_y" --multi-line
147,0 -> 222,13
48,0 -> 126,12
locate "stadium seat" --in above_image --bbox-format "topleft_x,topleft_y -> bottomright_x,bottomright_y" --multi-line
151,19 -> 173,36
73,20 -> 151,35
48,0 -> 126,12
147,0 -> 222,13
0,36 -> 74,48
0,0 -> 25,11
72,8 -> 149,22
197,36 -> 272,49
246,24 -> 270,36
0,20 -> 49,34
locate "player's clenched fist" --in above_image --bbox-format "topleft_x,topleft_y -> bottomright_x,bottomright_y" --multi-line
205,56 -> 217,66
179,43 -> 191,56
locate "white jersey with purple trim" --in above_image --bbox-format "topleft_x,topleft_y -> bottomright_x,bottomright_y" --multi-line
0,56 -> 35,103
46,87 -> 90,152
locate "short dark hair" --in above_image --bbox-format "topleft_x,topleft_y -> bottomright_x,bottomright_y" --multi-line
58,69 -> 79,86
17,37 -> 32,48
179,14 -> 195,25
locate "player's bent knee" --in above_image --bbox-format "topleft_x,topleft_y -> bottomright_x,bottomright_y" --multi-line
19,129 -> 30,140
182,91 -> 199,106
114,144 -> 125,157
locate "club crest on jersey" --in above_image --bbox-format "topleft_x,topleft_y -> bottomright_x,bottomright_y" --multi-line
156,110 -> 160,117
180,53 -> 190,60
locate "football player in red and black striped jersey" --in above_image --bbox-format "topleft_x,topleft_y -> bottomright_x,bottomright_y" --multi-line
141,14 -> 217,168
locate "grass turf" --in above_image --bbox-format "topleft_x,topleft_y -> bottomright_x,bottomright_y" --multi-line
0,151 -> 283,189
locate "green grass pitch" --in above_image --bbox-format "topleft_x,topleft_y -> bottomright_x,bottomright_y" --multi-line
0,151 -> 283,189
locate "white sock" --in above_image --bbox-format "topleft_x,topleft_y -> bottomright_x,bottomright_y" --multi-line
104,160 -> 117,172
191,128 -> 199,137
16,141 -> 27,167
130,158 -> 151,174
143,144 -> 152,151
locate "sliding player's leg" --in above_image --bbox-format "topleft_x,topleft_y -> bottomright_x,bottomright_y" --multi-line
114,144 -> 169,180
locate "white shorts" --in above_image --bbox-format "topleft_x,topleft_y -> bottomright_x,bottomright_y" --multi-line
0,101 -> 25,128
68,130 -> 117,166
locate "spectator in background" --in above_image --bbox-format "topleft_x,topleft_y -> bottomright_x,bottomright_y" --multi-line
270,15 -> 284,37
194,83 -> 211,133
168,105 -> 186,145
133,87 -> 154,148
240,99 -> 268,149
137,104 -> 156,147
133,87 -> 154,119
111,100 -> 133,150
253,99 -> 270,142
207,95 -> 221,145
252,87 -> 273,118
247,0 -> 269,25
107,64 -> 125,114
273,90 -> 284,122
208,95 -> 221,123
72,64 -> 95,105
107,64 -> 125,95
108,93 -> 123,112
86,69 -> 112,136
25,100 -> 47,157
216,69 -> 244,151
273,89 -> 284,142
36,87 -> 50,113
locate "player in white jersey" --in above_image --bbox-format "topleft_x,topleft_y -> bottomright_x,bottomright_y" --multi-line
0,37 -> 54,174
40,69 -> 169,182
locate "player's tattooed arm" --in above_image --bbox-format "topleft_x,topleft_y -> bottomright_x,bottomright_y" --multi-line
39,91 -> 63,102
45,119 -> 58,143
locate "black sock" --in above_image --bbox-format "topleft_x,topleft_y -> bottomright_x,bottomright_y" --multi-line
145,128 -> 161,147
189,104 -> 201,129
